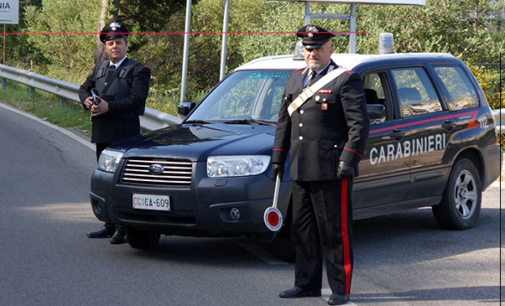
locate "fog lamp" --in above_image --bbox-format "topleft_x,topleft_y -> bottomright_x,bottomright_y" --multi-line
230,208 -> 240,220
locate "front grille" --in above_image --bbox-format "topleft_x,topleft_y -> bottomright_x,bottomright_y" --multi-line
121,158 -> 192,186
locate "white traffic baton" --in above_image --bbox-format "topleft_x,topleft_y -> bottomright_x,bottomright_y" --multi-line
264,174 -> 283,232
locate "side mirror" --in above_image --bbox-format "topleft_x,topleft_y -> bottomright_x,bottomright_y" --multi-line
178,101 -> 196,120
366,104 -> 386,125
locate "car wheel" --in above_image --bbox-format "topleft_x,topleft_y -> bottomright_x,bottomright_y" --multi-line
127,225 -> 161,249
432,158 -> 482,230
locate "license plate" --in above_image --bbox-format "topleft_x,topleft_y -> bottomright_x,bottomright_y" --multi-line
132,194 -> 170,211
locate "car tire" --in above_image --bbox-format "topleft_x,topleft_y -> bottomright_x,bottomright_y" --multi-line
127,225 -> 161,249
432,158 -> 482,230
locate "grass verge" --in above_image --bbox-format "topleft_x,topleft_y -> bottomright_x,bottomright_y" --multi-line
0,80 -> 92,137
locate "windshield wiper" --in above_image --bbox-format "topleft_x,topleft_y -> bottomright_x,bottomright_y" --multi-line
184,119 -> 213,124
223,119 -> 276,125
223,119 -> 254,125
253,119 -> 277,126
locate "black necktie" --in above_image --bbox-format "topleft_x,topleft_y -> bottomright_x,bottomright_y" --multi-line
110,65 -> 116,70
306,71 -> 316,87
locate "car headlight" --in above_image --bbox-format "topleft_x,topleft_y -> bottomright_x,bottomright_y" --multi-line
207,155 -> 271,178
97,150 -> 123,173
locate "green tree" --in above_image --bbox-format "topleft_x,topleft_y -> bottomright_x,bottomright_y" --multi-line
24,0 -> 101,83
0,0 -> 43,67
14,0 -> 505,114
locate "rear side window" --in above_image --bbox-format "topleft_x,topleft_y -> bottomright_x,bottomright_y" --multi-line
433,65 -> 479,111
391,67 -> 443,117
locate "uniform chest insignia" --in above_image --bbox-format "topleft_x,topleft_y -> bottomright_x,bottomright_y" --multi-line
319,89 -> 333,94
321,103 -> 328,110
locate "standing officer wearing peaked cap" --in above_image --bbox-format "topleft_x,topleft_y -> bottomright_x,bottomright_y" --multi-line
273,25 -> 369,305
79,22 -> 151,244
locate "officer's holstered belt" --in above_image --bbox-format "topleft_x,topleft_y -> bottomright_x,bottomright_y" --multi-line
288,66 -> 347,117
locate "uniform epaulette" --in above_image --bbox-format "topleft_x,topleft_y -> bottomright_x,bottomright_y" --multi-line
292,68 -> 304,74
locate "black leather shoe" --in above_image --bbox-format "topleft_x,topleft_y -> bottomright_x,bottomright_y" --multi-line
87,226 -> 115,238
279,287 -> 321,298
328,293 -> 350,305
110,229 -> 127,244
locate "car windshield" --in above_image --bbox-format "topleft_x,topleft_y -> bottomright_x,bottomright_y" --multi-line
186,70 -> 292,123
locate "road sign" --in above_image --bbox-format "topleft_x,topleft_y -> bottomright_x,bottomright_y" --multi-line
0,0 -> 18,24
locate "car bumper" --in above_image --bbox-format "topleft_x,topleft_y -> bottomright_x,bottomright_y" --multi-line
89,161 -> 291,237
482,144 -> 502,191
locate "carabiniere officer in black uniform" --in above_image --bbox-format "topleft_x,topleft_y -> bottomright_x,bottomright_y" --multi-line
79,22 -> 151,244
273,25 -> 369,305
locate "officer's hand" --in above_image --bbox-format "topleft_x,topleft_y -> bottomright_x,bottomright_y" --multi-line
91,98 -> 109,116
272,163 -> 285,181
337,161 -> 355,180
84,97 -> 93,110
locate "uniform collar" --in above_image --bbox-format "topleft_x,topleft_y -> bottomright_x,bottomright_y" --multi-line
300,59 -> 337,76
109,56 -> 127,69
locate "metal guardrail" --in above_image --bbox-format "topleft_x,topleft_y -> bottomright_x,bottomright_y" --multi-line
0,64 -> 504,132
0,64 -> 181,131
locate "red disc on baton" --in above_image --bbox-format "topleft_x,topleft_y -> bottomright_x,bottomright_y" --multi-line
264,207 -> 283,232
268,211 -> 279,227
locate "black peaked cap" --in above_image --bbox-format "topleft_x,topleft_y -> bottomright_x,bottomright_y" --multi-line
297,25 -> 336,49
100,22 -> 129,43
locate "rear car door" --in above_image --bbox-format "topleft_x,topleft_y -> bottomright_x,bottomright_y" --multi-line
390,66 -> 457,201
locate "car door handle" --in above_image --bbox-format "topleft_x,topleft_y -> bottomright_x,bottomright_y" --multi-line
389,129 -> 405,141
442,120 -> 456,132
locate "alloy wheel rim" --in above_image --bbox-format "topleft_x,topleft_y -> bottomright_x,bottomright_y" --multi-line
453,170 -> 477,220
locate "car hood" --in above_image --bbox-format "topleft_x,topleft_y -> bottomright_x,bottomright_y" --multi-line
109,124 -> 277,162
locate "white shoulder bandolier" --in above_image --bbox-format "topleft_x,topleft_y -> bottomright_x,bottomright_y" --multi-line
287,66 -> 348,116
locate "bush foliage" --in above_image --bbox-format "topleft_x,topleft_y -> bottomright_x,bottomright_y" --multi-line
3,0 -> 504,115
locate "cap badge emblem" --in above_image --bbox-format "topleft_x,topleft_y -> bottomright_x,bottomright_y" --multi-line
307,26 -> 317,33
110,22 -> 121,31
308,33 -> 313,38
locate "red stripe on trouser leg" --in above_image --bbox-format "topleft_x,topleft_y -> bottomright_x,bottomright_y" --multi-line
341,179 -> 351,294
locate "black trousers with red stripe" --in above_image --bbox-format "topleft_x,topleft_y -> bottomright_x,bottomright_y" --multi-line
291,179 -> 353,295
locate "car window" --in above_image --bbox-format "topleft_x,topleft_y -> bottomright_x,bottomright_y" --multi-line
363,73 -> 385,101
433,65 -> 479,111
188,70 -> 291,121
362,72 -> 390,124
391,67 -> 443,117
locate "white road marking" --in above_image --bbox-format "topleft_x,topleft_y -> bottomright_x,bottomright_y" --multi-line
0,102 -> 95,151
237,242 -> 288,265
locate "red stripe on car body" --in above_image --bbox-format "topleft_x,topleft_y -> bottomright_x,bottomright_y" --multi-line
369,110 -> 479,135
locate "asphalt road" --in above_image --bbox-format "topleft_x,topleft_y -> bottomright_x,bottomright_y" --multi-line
0,103 -> 502,306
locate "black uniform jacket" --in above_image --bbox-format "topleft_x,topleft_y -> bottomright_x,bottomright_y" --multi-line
272,60 -> 370,181
78,58 -> 151,144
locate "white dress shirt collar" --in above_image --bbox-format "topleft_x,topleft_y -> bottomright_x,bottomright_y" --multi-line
109,56 -> 127,69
